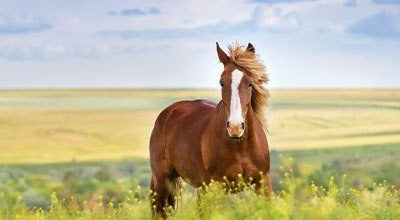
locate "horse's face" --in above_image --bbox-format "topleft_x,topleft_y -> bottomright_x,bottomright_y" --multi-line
217,42 -> 255,139
219,65 -> 253,139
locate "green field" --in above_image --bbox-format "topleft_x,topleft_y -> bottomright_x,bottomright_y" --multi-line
0,89 -> 399,219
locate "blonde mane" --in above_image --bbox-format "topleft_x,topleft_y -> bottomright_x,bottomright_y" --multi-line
228,43 -> 270,130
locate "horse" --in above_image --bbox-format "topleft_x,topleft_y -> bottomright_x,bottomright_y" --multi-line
149,42 -> 272,218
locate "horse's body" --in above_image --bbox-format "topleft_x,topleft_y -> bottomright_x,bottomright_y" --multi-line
150,42 -> 272,217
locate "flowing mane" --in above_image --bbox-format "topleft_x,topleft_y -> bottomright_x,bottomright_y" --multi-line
228,43 -> 270,130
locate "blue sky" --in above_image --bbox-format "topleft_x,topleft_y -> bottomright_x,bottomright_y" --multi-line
0,0 -> 399,89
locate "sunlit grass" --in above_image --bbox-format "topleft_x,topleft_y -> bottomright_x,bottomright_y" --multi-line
1,157 -> 399,219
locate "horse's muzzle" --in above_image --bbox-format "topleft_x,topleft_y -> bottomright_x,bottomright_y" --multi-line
226,121 -> 245,138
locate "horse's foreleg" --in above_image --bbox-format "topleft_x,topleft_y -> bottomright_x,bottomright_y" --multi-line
255,173 -> 274,198
196,186 -> 207,219
263,173 -> 274,197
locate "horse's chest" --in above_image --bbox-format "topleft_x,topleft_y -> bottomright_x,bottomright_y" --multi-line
210,156 -> 265,183
238,157 -> 264,181
242,159 -> 263,179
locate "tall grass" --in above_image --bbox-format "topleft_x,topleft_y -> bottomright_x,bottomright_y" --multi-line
1,157 -> 399,219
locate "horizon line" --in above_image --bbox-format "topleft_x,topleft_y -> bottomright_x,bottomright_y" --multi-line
0,87 -> 399,91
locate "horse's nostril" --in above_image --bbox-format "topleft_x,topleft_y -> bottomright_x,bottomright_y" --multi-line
226,121 -> 230,128
241,122 -> 245,129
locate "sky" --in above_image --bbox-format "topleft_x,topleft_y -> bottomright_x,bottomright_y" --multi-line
0,0 -> 399,89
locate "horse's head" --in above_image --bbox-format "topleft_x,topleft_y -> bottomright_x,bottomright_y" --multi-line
216,42 -> 256,139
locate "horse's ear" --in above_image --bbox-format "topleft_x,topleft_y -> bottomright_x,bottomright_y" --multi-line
246,43 -> 255,54
216,42 -> 230,66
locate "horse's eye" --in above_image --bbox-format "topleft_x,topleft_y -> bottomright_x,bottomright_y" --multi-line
220,81 -> 224,87
248,82 -> 253,88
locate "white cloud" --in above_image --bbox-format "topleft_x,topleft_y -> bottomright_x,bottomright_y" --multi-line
44,44 -> 65,54
0,14 -> 51,34
0,0 -> 399,88
253,7 -> 300,30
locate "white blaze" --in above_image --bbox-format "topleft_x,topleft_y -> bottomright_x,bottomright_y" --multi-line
229,69 -> 244,125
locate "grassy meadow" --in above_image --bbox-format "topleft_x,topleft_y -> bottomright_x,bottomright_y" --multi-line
0,89 -> 399,219
1,89 -> 399,163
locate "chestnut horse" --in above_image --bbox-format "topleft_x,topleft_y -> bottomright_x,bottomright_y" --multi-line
150,42 -> 272,217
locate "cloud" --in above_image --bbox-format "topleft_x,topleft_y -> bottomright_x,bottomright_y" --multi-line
109,7 -> 160,16
0,44 -> 114,61
0,0 -> 399,89
98,6 -> 303,41
344,0 -> 357,8
348,11 -> 400,38
252,7 -> 300,30
373,0 -> 400,4
0,14 -> 51,34
97,24 -> 243,40
250,0 -> 314,3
